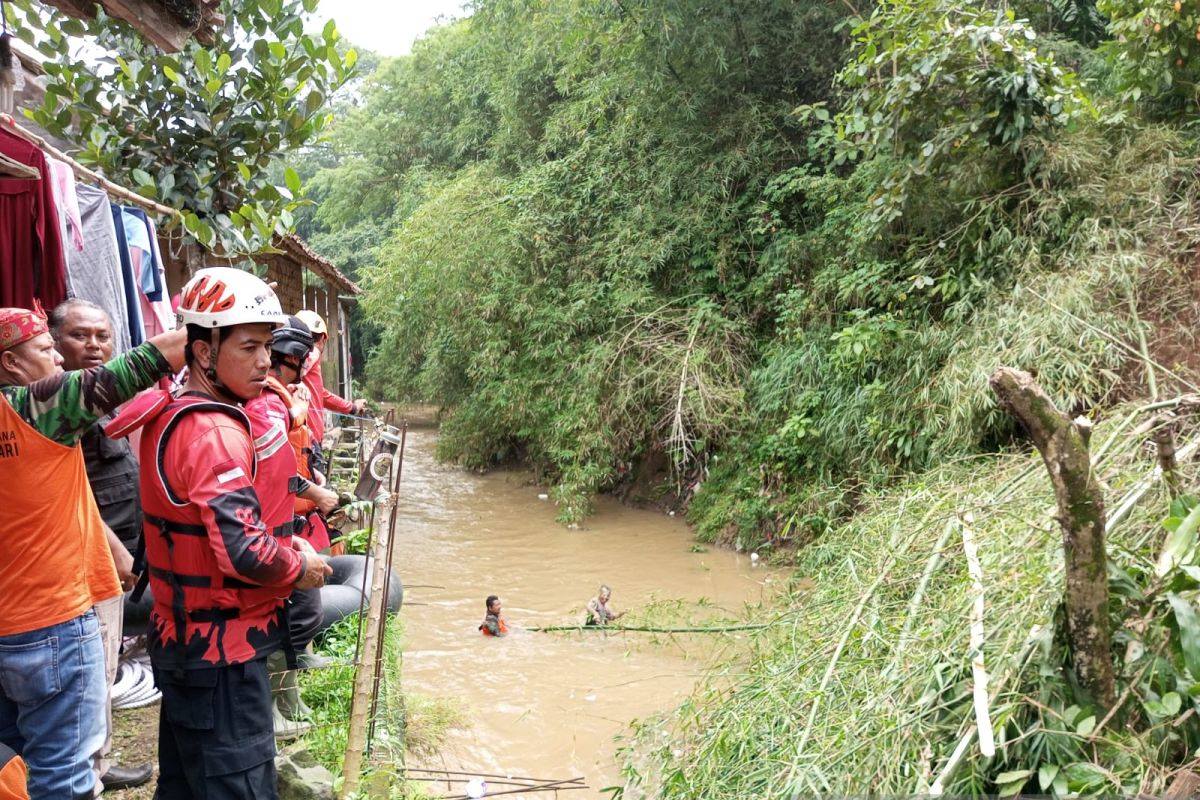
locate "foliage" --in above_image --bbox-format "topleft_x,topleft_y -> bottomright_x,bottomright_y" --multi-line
300,613 -> 414,774
620,406 -> 1200,798
8,0 -> 355,252
1098,0 -> 1200,114
834,0 -> 1092,223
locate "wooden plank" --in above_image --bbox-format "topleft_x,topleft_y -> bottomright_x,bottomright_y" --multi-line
1164,770 -> 1200,800
98,0 -> 192,52
38,0 -> 97,20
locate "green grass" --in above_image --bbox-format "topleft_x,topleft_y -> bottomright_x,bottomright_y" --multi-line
619,399 -> 1200,798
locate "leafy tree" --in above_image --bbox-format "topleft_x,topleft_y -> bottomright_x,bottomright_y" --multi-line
8,0 -> 356,252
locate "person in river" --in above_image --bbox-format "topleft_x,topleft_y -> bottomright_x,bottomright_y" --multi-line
585,584 -> 625,626
479,595 -> 508,637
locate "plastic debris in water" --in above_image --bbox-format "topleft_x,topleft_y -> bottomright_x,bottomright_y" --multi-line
538,493 -> 549,501
466,777 -> 487,798
750,552 -> 760,565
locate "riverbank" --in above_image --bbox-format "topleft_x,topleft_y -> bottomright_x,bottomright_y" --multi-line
619,400 -> 1200,798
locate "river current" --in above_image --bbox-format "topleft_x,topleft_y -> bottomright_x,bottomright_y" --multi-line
388,425 -> 774,796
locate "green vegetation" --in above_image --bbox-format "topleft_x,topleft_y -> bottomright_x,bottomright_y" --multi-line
9,0 -> 355,251
620,406 -> 1200,797
300,614 -> 463,785
303,0 -> 1200,539
289,0 -> 1200,793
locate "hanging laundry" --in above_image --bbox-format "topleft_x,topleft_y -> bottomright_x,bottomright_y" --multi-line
47,159 -> 83,252
122,208 -> 163,300
119,207 -> 171,338
0,126 -> 66,309
65,185 -> 132,354
110,203 -> 145,347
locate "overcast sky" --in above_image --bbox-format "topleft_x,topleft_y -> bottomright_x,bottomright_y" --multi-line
314,0 -> 471,57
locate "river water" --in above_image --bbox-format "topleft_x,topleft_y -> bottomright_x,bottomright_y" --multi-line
389,426 -> 775,796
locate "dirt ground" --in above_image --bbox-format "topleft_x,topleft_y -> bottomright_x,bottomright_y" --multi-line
107,705 -> 159,799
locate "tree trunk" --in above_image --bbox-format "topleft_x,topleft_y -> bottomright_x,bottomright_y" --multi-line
989,367 -> 1116,710
1151,412 -> 1182,498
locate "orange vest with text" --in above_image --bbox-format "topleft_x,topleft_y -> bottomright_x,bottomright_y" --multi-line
0,396 -> 120,636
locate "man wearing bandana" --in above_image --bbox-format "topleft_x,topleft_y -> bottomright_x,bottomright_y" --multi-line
0,304 -> 185,799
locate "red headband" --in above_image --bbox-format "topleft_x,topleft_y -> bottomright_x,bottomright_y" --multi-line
0,301 -> 49,353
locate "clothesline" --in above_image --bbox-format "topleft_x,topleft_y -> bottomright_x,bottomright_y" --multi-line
0,112 -> 181,220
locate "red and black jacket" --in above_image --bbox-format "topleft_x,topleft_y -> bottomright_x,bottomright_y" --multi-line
107,391 -> 303,671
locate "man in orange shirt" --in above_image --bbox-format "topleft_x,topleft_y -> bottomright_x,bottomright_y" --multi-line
0,304 -> 185,798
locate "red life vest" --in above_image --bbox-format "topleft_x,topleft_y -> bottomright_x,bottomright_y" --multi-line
247,378 -> 303,538
258,378 -> 332,550
479,615 -> 509,636
108,391 -> 292,669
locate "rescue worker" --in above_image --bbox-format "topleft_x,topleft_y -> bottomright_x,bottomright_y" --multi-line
104,268 -> 331,798
479,595 -> 508,637
0,303 -> 185,798
245,315 -> 340,737
585,584 -> 624,626
293,309 -> 365,467
49,298 -> 154,791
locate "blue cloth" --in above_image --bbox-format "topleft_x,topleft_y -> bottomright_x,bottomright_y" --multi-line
0,609 -> 106,798
111,204 -> 145,346
121,207 -> 163,301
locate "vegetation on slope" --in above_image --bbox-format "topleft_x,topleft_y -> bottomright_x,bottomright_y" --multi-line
301,0 -> 1200,543
621,404 -> 1200,797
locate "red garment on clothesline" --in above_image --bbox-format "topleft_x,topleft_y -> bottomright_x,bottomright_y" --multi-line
0,128 -> 67,310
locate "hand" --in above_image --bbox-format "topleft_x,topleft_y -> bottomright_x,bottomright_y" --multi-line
291,384 -> 311,404
294,551 -> 332,590
292,536 -> 316,555
148,327 -> 187,372
315,487 -> 339,516
352,399 -> 368,415
313,469 -> 328,488
113,546 -> 137,592
291,395 -> 310,422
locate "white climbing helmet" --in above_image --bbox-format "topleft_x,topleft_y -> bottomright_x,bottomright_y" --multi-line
294,309 -> 328,337
177,267 -> 286,329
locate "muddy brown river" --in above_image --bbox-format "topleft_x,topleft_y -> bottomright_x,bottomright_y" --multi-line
390,426 -> 775,796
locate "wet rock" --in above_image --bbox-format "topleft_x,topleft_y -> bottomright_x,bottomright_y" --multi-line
276,743 -> 335,800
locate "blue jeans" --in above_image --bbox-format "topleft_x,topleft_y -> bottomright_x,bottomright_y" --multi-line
0,609 -> 106,799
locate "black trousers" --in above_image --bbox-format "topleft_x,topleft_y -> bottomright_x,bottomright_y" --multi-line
287,587 -> 324,651
153,660 -> 277,800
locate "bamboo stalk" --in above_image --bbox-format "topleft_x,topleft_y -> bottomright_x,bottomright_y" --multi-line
960,511 -> 994,758
885,518 -> 958,677
340,484 -> 395,799
529,622 -> 772,633
368,422 -> 406,751
929,623 -> 1045,796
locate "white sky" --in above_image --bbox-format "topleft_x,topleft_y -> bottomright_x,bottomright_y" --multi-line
314,0 -> 471,57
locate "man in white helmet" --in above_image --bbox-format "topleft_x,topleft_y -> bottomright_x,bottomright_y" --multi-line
106,268 -> 331,799
294,309 -> 366,454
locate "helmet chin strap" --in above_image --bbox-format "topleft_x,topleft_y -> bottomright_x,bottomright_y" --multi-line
202,328 -> 255,404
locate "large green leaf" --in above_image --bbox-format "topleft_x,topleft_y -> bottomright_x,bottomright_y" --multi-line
1169,593 -> 1200,679
1158,503 -> 1200,576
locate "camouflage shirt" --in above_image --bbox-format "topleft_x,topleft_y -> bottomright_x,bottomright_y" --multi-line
0,342 -> 171,447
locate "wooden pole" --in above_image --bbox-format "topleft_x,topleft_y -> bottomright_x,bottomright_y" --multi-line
989,367 -> 1116,710
340,482 -> 395,797
0,113 -> 182,219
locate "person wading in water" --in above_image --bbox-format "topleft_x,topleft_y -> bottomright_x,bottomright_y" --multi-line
585,584 -> 625,626
479,595 -> 509,637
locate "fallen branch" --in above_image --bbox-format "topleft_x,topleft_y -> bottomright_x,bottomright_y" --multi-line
960,511 -> 995,758
528,623 -> 771,633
